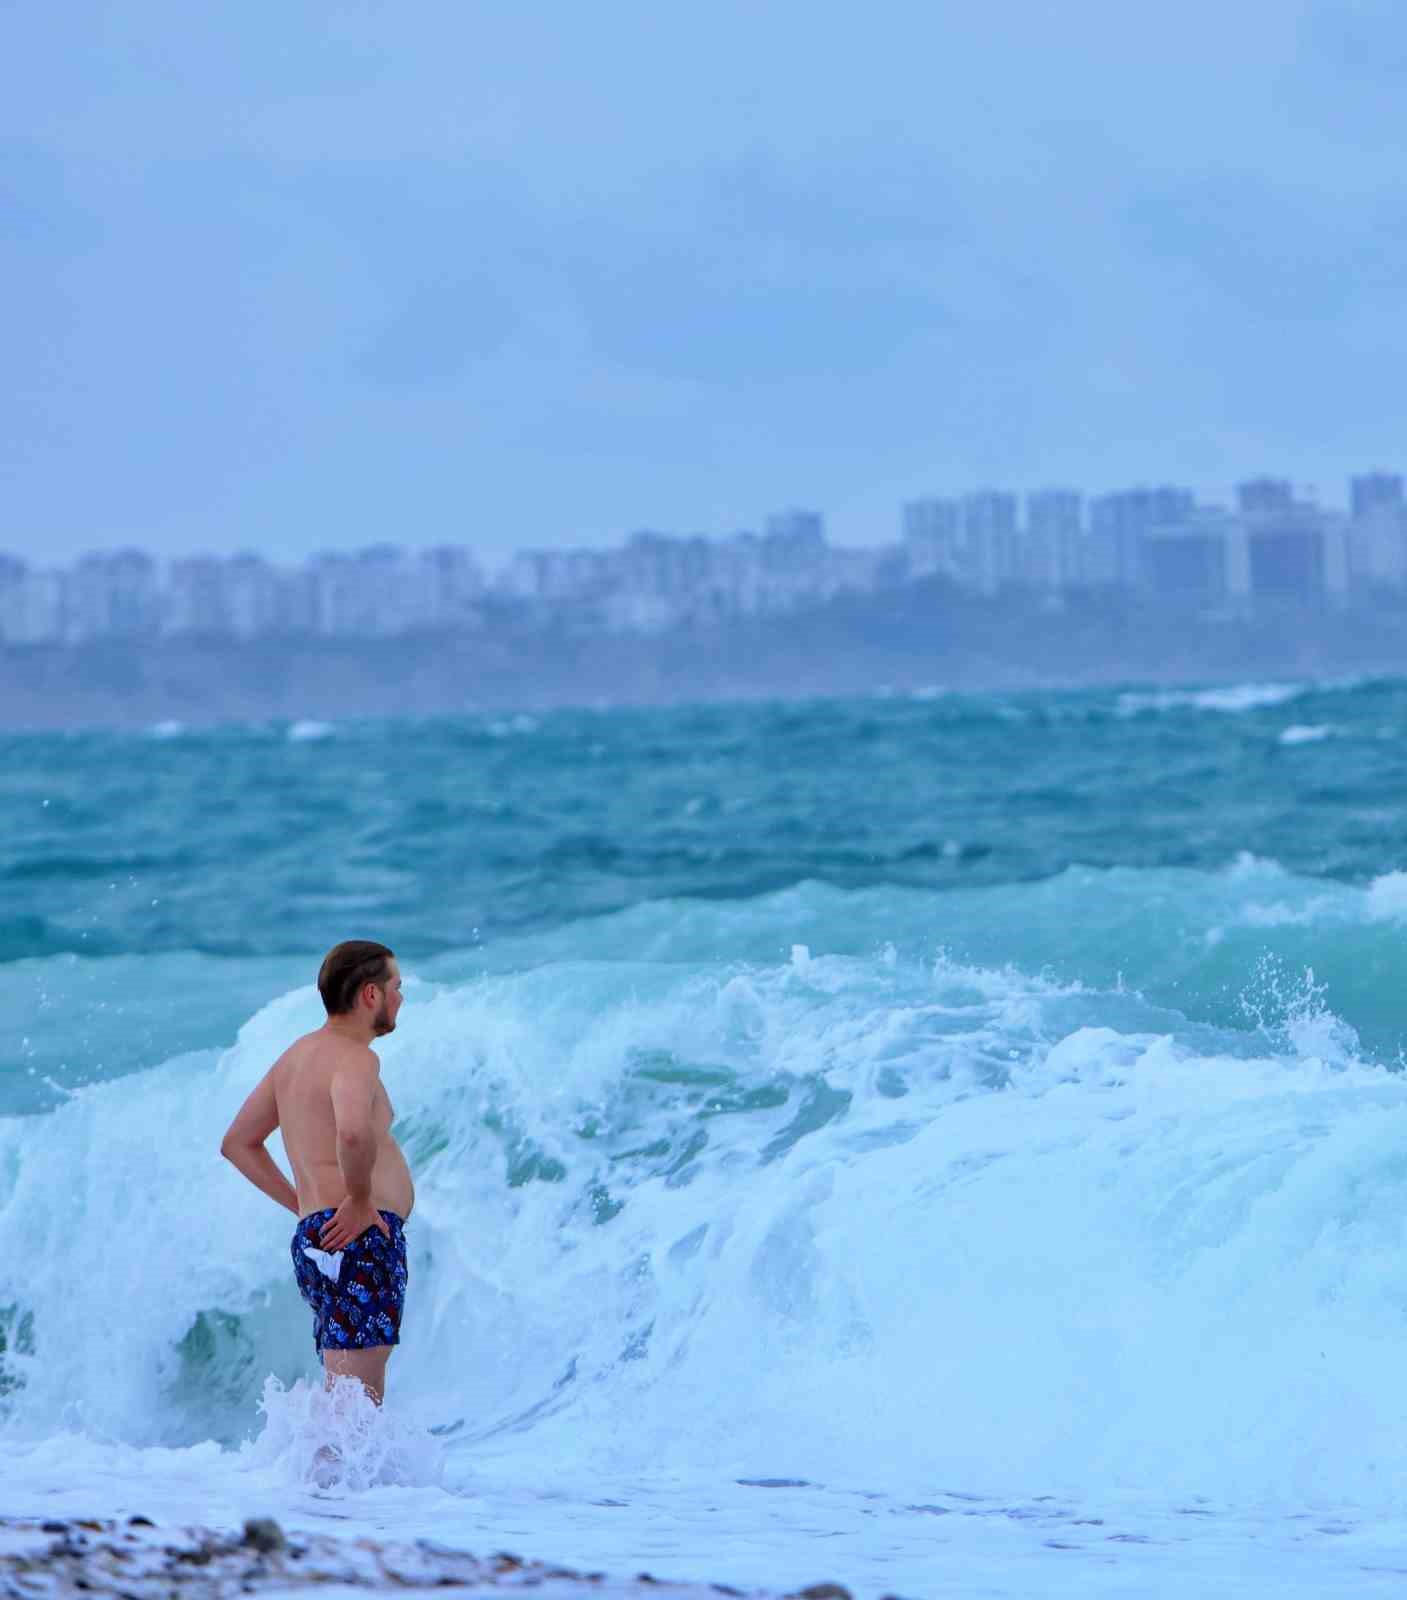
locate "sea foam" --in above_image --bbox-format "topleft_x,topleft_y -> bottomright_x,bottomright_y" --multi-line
241,1374 -> 444,1492
5,937 -> 1407,1510
1117,682 -> 1306,716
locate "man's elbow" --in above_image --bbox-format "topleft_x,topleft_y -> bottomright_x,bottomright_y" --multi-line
219,1131 -> 245,1161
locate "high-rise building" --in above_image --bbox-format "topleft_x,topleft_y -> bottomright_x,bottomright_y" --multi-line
500,548 -> 612,606
1346,474 -> 1407,590
1136,508 -> 1236,604
67,549 -> 160,639
165,556 -> 232,635
1347,512 -> 1407,589
1088,487 -> 1195,586
594,533 -> 713,632
0,557 -> 55,645
1236,477 -> 1294,515
700,532 -> 768,618
418,546 -> 485,628
763,509 -> 825,549
961,490 -> 1019,593
1236,489 -> 1345,604
613,531 -> 713,600
760,509 -> 827,594
223,553 -> 283,638
1350,472 -> 1404,520
268,563 -> 320,634
308,551 -> 356,635
308,545 -> 433,636
755,510 -> 827,612
901,498 -> 961,580
0,567 -> 66,644
1024,490 -> 1083,589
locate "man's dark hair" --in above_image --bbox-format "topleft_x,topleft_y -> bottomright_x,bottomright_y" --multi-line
318,940 -> 395,1016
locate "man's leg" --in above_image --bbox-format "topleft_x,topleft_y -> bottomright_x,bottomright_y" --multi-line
323,1346 -> 392,1405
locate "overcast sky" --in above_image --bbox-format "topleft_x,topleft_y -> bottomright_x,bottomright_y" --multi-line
5,1 -> 1407,566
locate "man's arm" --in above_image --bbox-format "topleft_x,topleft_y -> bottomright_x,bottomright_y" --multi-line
220,1068 -> 300,1216
329,1052 -> 379,1201
319,1052 -> 391,1250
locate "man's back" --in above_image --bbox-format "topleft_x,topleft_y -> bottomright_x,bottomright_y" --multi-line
273,1032 -> 415,1221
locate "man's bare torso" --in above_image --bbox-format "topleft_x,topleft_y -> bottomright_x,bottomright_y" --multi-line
273,1033 -> 415,1220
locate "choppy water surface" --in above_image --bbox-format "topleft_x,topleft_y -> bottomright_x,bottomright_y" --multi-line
8,680 -> 1407,961
5,678 -> 1407,1597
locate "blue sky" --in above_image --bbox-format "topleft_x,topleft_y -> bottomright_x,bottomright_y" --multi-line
5,1 -> 1407,565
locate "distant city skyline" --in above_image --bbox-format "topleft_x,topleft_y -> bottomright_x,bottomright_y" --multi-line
4,467 -> 1402,573
2,471 -> 1397,570
8,469 -> 1407,649
8,4 -> 1407,567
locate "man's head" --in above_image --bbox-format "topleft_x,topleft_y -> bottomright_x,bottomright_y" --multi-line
318,940 -> 402,1036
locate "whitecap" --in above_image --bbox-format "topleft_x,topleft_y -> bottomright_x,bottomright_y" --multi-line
1278,724 -> 1331,745
1117,682 -> 1305,716
486,714 -> 539,737
1363,870 -> 1407,922
287,719 -> 334,742
1223,850 -> 1289,880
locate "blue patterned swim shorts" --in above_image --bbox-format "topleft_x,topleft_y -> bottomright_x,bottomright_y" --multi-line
290,1209 -> 408,1354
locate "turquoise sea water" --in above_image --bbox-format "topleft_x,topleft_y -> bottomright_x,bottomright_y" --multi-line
7,678 -> 1407,1596
5,678 -> 1407,1113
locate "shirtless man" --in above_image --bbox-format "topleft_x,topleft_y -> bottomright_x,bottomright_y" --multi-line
220,940 -> 413,1404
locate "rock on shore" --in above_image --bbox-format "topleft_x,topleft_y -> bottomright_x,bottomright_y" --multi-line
0,1516 -> 870,1600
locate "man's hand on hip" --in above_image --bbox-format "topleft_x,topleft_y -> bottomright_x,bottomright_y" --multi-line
319,1197 -> 391,1252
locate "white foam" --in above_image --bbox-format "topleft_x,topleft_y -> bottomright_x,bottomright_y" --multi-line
486,714 -> 539,737
1223,850 -> 1291,881
1239,894 -> 1338,928
1279,723 -> 1331,745
6,939 -> 1407,1527
1363,870 -> 1407,922
286,719 -> 334,742
1117,682 -> 1305,716
240,1374 -> 444,1492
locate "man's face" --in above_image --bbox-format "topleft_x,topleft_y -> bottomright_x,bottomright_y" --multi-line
370,960 -> 404,1036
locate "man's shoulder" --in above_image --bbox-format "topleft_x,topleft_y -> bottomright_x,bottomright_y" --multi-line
276,1030 -> 367,1072
327,1037 -> 380,1075
277,1030 -> 328,1068
277,1029 -> 377,1080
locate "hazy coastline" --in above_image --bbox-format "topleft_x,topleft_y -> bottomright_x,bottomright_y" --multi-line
7,583 -> 1407,731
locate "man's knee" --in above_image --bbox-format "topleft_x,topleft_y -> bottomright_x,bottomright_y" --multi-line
323,1345 -> 392,1402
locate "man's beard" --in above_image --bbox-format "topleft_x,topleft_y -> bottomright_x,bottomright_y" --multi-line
372,1000 -> 396,1036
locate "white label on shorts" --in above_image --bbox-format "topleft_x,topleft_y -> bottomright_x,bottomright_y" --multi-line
302,1246 -> 344,1283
